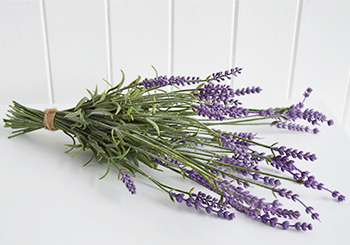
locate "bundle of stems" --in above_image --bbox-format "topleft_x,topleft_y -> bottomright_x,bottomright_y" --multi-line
3,68 -> 345,231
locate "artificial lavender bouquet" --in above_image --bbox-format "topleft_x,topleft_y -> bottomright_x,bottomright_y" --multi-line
3,67 -> 345,231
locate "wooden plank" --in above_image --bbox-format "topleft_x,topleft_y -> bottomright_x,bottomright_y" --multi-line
234,0 -> 297,100
109,0 -> 169,86
173,0 -> 233,80
44,0 -> 108,104
343,68 -> 350,137
293,0 -> 350,124
0,0 -> 48,104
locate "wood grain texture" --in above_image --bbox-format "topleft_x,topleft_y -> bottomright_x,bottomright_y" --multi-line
0,0 -> 48,104
343,68 -> 350,137
0,0 -> 349,136
292,0 -> 350,125
109,0 -> 169,86
44,0 -> 108,104
173,0 -> 233,79
233,0 -> 297,99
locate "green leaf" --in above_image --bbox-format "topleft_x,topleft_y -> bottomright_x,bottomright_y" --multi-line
112,127 -> 125,146
86,88 -> 94,99
94,84 -> 98,97
111,147 -> 131,160
71,147 -> 84,158
119,70 -> 125,88
74,97 -> 89,111
130,152 -> 140,168
151,65 -> 158,78
96,91 -> 107,104
145,117 -> 160,136
115,103 -> 121,115
169,191 -> 175,203
64,143 -> 82,153
64,109 -> 83,118
103,78 -> 112,88
87,109 -> 114,118
99,160 -> 111,180
83,155 -> 95,167
88,136 -> 105,156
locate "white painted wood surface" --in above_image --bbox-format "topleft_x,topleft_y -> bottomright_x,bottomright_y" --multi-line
0,0 -> 49,103
0,0 -> 349,136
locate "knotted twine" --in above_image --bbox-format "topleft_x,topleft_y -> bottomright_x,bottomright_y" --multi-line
44,108 -> 58,131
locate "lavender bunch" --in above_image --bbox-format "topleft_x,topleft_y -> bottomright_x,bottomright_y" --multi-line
3,67 -> 344,231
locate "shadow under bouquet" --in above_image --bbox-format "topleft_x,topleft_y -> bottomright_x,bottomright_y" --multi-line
3,67 -> 345,231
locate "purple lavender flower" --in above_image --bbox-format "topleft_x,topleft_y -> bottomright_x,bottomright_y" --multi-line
192,103 -> 249,121
270,155 -> 296,172
169,162 -> 316,231
151,153 -> 184,167
272,121 -> 321,134
217,150 -> 282,187
193,84 -> 235,104
273,188 -> 320,221
194,84 -> 262,105
331,191 -> 346,201
207,67 -> 243,82
219,131 -> 257,148
273,146 -> 317,161
274,88 -> 334,131
268,150 -> 345,202
302,87 -> 313,103
120,171 -> 136,195
218,134 -> 249,154
218,180 -> 310,230
292,222 -> 313,231
327,119 -> 334,126
139,75 -> 201,89
171,191 -> 235,220
284,102 -> 304,121
281,221 -> 290,230
191,103 -> 227,121
185,169 -> 217,192
234,86 -> 262,96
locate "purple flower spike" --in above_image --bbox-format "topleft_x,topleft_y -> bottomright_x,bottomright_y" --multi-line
139,75 -> 201,89
302,87 -> 313,103
293,222 -> 313,231
120,171 -> 137,195
171,191 -> 235,220
327,119 -> 334,126
192,103 -> 249,121
282,221 -> 290,230
194,84 -> 235,104
338,195 -> 346,202
272,121 -> 313,133
208,67 -> 243,82
273,146 -> 317,161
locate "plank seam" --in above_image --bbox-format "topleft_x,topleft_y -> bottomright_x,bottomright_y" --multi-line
40,0 -> 54,104
104,0 -> 113,86
229,0 -> 239,88
341,65 -> 350,128
287,0 -> 303,99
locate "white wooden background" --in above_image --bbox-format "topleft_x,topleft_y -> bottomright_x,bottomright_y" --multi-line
1,0 -> 350,136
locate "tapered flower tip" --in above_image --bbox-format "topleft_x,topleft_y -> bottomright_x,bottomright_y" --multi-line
327,119 -> 334,126
282,221 -> 290,230
313,128 -> 320,134
338,195 -> 346,202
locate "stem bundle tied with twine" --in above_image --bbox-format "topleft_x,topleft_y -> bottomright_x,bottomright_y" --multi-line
44,108 -> 58,131
3,67 -> 345,231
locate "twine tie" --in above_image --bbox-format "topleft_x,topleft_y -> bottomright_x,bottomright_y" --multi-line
44,108 -> 58,131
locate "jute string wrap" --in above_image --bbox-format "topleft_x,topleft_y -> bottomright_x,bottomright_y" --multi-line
44,108 -> 58,131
